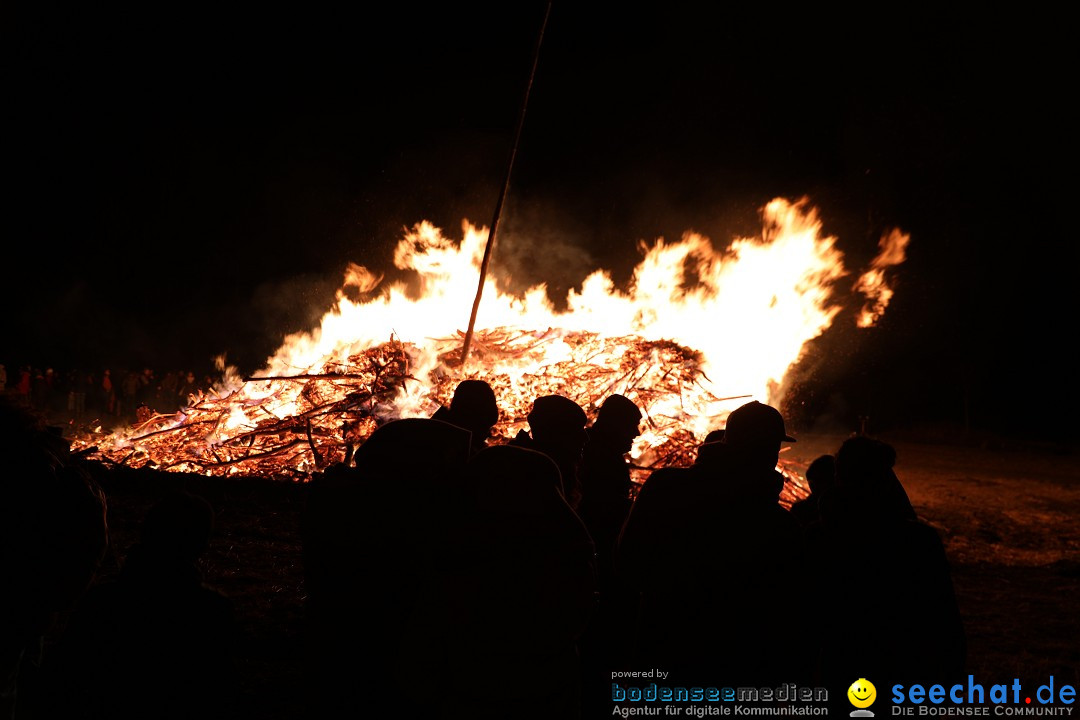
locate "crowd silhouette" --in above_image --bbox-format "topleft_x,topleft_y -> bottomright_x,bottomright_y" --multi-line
1,379 -> 966,719
0,362 -> 218,431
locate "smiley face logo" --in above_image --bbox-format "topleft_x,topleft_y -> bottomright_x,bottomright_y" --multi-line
848,678 -> 876,709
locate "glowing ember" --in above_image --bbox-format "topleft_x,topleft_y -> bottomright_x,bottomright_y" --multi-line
72,197 -> 906,499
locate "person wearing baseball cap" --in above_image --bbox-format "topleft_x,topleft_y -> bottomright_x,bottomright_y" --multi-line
615,399 -> 807,686
723,400 -> 796,445
694,400 -> 795,478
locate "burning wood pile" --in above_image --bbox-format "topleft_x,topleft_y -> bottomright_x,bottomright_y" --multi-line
73,328 -> 748,481
70,197 -> 909,511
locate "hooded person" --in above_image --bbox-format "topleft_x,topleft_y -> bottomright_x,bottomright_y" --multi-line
509,394 -> 589,510
805,436 -> 965,687
431,379 -> 500,455
789,452 -> 838,528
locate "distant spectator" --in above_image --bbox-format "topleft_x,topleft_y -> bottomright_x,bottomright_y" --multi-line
137,368 -> 155,411
99,369 -> 116,417
31,369 -> 51,414
176,371 -> 198,407
158,371 -> 179,412
120,370 -> 140,421
67,370 -> 89,423
14,367 -> 31,407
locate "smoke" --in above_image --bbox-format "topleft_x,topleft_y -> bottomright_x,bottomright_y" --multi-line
242,272 -> 343,371
489,200 -> 599,311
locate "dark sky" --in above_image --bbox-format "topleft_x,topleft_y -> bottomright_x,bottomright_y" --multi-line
4,5 -> 1076,440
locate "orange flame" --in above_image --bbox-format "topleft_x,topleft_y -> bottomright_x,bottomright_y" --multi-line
74,197 -> 906,487
855,228 -> 910,328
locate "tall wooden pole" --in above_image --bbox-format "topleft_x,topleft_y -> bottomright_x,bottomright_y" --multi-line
459,2 -> 552,370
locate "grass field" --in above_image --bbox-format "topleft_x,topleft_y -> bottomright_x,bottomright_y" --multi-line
50,431 -> 1080,718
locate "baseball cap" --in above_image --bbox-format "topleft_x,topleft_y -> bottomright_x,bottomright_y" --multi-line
723,401 -> 796,445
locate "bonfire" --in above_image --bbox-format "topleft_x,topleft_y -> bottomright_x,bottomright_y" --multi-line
71,197 -> 907,509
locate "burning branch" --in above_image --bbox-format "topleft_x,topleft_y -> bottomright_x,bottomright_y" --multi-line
71,328 -> 758,483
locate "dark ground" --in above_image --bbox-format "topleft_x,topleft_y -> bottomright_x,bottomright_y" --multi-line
31,429 -> 1080,718
784,433 -> 1080,688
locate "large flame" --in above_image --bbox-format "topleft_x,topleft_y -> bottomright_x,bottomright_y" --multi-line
74,197 -> 906,495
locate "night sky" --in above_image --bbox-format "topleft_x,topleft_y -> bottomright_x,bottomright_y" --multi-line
4,5 -> 1076,441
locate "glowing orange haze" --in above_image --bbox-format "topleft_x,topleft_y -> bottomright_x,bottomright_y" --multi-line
77,197 -> 905,481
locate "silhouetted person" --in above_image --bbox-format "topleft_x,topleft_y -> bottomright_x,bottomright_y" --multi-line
413,444 -> 597,719
31,369 -> 51,415
578,394 -> 642,581
576,394 -> 642,715
158,370 -> 179,412
616,400 -> 807,685
136,368 -> 155,410
302,417 -> 473,718
789,452 -> 837,528
0,397 -> 107,720
509,394 -> 589,510
805,436 -> 965,688
699,428 -> 725,446
13,367 -> 32,407
176,371 -> 197,407
99,369 -> 116,418
67,369 -> 89,423
50,490 -> 234,720
833,434 -> 917,521
431,378 -> 500,455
